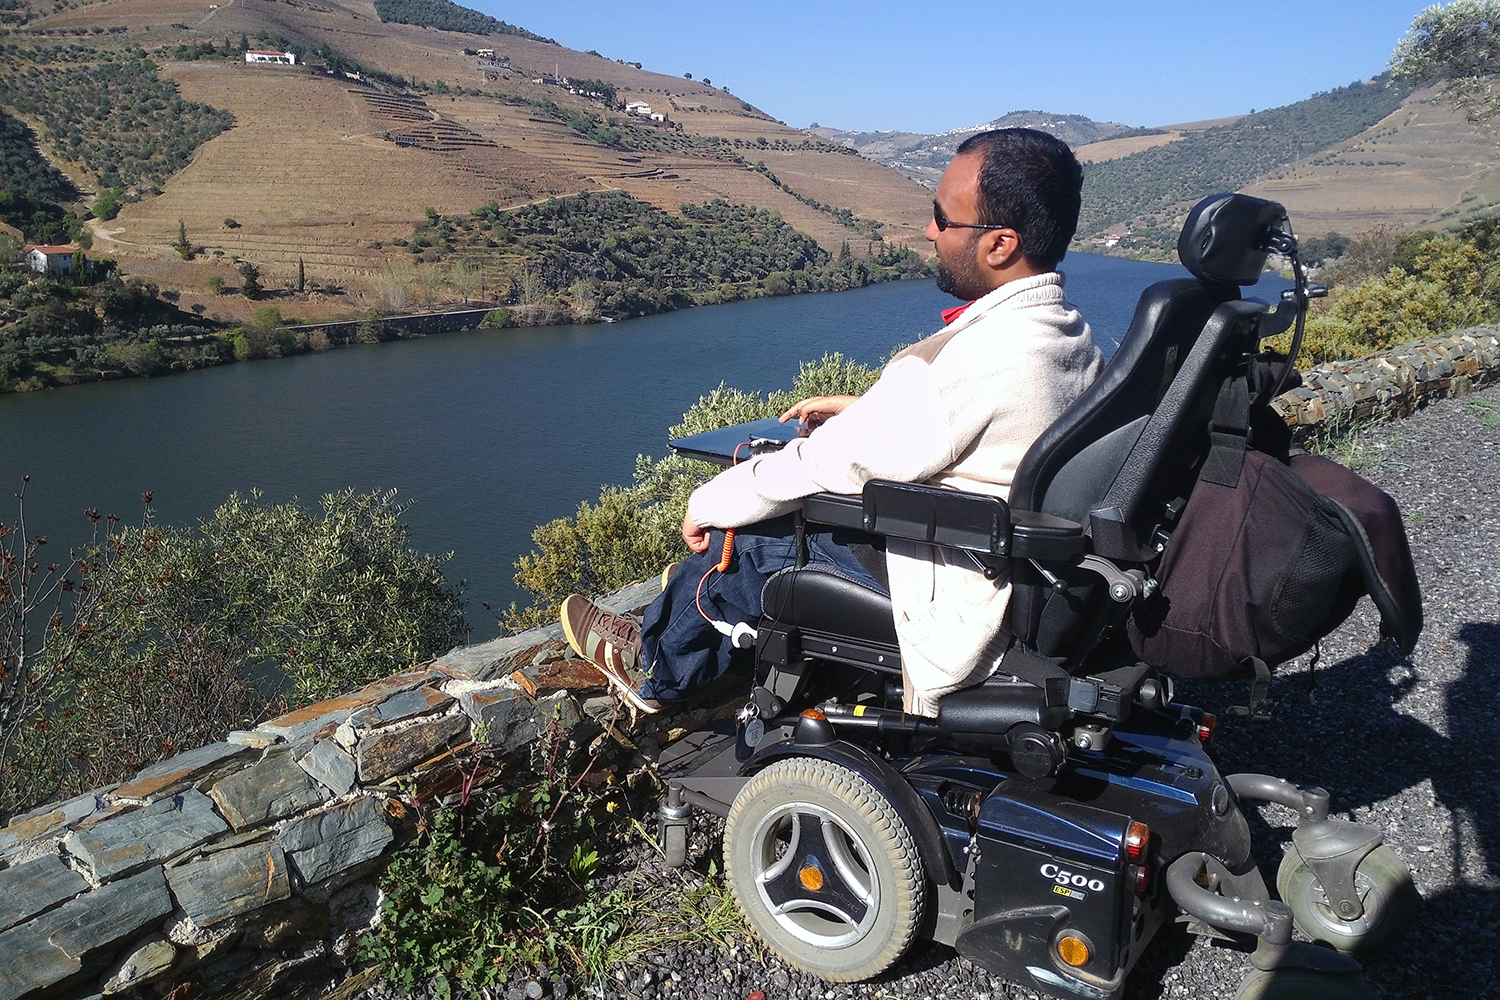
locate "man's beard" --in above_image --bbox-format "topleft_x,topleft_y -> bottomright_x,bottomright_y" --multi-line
934,238 -> 987,300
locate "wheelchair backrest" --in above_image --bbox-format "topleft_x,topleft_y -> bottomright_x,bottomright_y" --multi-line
1008,193 -> 1288,666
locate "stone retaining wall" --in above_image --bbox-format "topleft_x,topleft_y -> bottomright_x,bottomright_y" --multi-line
0,650 -> 626,1000
1273,327 -> 1500,438
288,308 -> 496,342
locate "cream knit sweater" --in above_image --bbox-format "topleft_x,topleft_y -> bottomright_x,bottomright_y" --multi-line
686,271 -> 1104,715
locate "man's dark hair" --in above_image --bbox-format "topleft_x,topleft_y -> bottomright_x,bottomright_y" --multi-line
954,127 -> 1083,271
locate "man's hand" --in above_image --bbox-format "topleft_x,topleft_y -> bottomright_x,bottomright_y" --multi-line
682,513 -> 712,553
779,394 -> 859,431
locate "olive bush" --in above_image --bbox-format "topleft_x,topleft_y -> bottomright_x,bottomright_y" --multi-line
1,488 -> 466,820
502,353 -> 880,629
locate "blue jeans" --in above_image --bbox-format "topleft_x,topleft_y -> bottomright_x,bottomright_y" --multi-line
638,517 -> 887,703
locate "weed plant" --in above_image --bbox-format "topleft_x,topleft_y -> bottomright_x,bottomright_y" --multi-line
364,716 -> 751,995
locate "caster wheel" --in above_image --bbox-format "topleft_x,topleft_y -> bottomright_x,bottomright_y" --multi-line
1276,843 -> 1418,955
723,757 -> 926,982
1235,968 -> 1377,1000
662,822 -> 688,868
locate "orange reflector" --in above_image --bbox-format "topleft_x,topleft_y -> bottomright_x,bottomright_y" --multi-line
1197,712 -> 1217,745
1125,821 -> 1150,862
1057,935 -> 1090,967
798,865 -> 824,891
800,708 -> 827,721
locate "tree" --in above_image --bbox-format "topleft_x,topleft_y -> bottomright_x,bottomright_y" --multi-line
1392,0 -> 1500,127
237,261 -> 262,299
208,273 -> 224,295
174,219 -> 194,260
297,257 -> 305,293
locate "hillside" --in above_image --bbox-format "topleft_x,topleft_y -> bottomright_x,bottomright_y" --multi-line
813,110 -> 1154,188
8,0 -> 931,322
1076,78 -> 1415,253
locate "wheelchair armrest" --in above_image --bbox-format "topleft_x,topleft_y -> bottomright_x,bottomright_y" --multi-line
800,483 -> 1087,564
801,492 -> 865,530
1010,510 -> 1086,561
862,480 -> 1012,554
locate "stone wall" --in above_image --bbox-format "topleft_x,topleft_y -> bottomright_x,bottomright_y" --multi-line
1273,327 -> 1500,438
0,642 -> 629,1000
289,308 -> 497,343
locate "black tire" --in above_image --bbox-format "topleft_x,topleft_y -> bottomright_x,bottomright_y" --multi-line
662,822 -> 688,869
723,757 -> 926,982
1234,968 -> 1378,1000
1276,844 -> 1418,955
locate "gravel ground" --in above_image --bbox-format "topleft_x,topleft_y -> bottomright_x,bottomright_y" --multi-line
381,384 -> 1500,1000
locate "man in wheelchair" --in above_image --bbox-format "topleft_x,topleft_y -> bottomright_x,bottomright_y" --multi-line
556,117 -> 1424,993
560,127 -> 1105,717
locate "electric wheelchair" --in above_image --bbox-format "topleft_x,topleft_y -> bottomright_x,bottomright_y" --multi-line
654,194 -> 1419,1000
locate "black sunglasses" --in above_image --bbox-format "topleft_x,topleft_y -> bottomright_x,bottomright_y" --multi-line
933,201 -> 1009,233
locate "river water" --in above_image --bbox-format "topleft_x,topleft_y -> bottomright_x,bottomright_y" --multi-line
0,254 -> 1291,639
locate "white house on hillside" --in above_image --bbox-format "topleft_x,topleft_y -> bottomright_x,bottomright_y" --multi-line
22,244 -> 76,275
245,50 -> 295,65
625,101 -> 652,115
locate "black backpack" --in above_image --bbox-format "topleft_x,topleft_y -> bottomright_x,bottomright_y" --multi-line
1126,365 -> 1423,682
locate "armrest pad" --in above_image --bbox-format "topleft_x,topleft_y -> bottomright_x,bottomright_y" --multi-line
1010,510 -> 1086,561
861,480 -> 1011,555
801,492 -> 865,530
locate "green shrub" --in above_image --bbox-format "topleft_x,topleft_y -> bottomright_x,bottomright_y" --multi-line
0,488 -> 466,816
503,353 -> 879,629
478,307 -> 512,329
1269,227 -> 1500,364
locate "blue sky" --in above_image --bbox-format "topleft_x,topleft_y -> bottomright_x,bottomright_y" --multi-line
473,0 -> 1439,133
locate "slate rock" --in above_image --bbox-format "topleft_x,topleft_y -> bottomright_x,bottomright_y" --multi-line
297,740 -> 357,796
111,741 -> 255,801
256,667 -> 462,742
355,713 -> 469,783
357,686 -> 453,728
0,867 -> 172,1000
0,791 -> 109,855
99,934 -> 175,994
0,853 -> 89,933
209,752 -> 327,830
165,841 -> 291,927
276,797 -> 393,885
64,790 -> 229,882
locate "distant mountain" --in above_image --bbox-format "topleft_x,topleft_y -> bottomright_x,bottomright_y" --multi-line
813,111 -> 1161,188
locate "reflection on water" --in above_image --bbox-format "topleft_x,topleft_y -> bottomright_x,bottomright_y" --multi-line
0,255 -> 1290,638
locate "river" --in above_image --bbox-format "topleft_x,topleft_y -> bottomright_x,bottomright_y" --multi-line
0,254 -> 1291,639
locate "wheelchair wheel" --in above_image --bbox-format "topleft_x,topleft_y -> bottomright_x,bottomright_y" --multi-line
1234,969 -> 1377,1000
724,757 -> 926,982
1276,844 -> 1418,955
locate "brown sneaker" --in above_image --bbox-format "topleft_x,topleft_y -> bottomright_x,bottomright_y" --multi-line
559,594 -> 660,715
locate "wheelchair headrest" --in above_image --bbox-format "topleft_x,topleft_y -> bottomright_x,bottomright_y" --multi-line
1177,193 -> 1289,287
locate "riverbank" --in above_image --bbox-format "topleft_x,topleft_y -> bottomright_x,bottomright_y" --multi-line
0,263 -> 928,396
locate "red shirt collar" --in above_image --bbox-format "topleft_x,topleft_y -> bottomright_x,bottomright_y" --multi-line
941,301 -> 973,326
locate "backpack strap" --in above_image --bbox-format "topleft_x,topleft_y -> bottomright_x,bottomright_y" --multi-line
1228,656 -> 1275,721
1198,372 -> 1251,488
